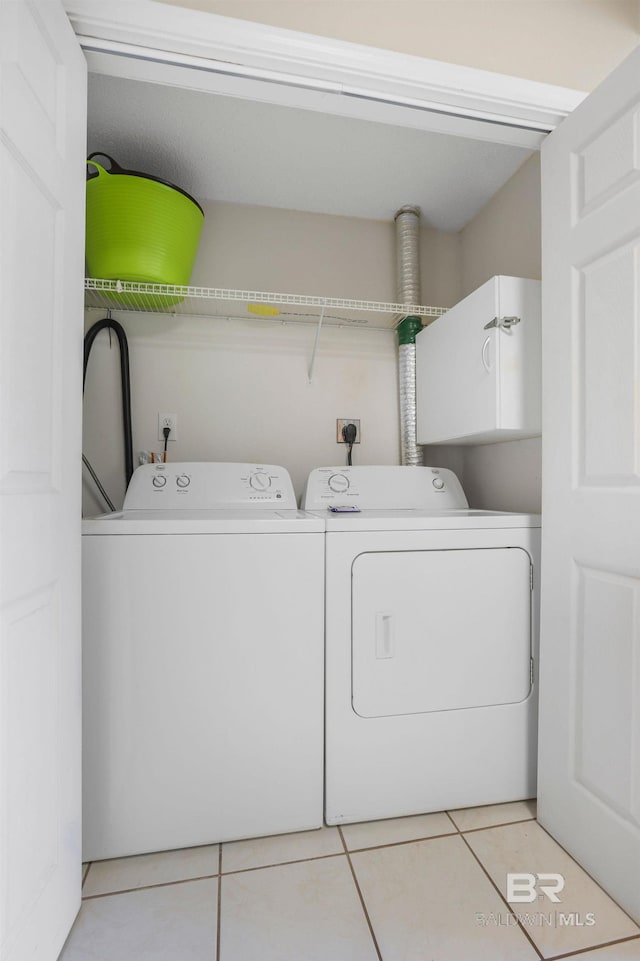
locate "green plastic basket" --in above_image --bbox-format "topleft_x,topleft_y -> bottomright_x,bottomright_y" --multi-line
85,153 -> 204,307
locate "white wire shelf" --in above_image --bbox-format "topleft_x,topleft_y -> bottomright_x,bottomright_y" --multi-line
84,278 -> 448,331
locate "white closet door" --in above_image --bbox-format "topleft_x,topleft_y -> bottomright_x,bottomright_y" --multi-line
538,44 -> 640,923
0,2 -> 86,959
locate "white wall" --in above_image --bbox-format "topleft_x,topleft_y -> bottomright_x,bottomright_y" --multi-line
462,438 -> 543,514
190,202 -> 460,308
460,155 -> 541,299
82,203 -> 461,514
156,0 -> 640,91
82,315 -> 400,513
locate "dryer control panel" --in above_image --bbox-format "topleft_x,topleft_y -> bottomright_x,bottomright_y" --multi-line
123,463 -> 297,510
302,466 -> 468,510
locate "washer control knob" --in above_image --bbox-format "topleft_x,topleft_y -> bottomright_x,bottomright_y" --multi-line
250,472 -> 271,491
328,473 -> 350,493
176,474 -> 190,488
432,477 -> 445,490
152,474 -> 167,489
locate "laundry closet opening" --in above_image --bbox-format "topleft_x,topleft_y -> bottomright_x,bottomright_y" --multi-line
81,38 -> 546,517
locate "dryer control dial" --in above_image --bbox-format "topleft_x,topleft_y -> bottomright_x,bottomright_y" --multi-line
250,472 -> 271,491
432,477 -> 445,490
152,474 -> 167,489
176,474 -> 190,489
328,473 -> 350,493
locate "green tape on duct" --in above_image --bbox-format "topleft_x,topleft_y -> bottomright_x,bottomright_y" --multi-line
397,316 -> 423,345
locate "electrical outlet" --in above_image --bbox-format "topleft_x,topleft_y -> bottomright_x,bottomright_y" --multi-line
337,419 -> 361,443
158,412 -> 177,441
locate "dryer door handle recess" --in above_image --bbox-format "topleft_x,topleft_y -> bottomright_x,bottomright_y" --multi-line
375,612 -> 395,659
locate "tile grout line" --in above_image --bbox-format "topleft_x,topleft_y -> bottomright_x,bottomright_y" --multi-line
346,829 -> 458,854
216,845 -> 222,961
81,872 -> 220,900
338,826 -> 384,961
459,831 -> 545,961
220,850 -> 345,876
457,815 -> 539,835
545,933 -> 640,960
444,810 -> 462,833
81,850 -> 342,900
338,812 -> 538,852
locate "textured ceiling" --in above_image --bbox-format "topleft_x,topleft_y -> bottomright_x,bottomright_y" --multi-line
87,73 -> 534,233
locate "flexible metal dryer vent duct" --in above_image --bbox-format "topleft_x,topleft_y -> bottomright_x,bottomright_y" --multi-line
395,205 -> 424,466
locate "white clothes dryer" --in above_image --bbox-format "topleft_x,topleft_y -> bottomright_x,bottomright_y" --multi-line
303,465 -> 541,825
82,463 -> 324,860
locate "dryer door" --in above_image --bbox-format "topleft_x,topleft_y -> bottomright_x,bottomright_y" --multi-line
352,547 -> 532,717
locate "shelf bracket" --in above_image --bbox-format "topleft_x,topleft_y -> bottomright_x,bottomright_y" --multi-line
308,301 -> 326,383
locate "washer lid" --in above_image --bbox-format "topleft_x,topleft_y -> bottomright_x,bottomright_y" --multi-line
312,508 -> 541,532
82,508 -> 325,535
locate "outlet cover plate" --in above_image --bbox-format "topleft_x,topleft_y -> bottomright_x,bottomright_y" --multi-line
337,419 -> 360,443
158,412 -> 177,441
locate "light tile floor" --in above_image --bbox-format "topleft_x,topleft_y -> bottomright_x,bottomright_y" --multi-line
61,801 -> 640,961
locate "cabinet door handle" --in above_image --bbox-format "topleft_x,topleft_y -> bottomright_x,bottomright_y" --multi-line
481,335 -> 492,372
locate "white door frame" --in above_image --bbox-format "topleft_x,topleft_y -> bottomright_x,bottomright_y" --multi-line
63,0 -> 585,151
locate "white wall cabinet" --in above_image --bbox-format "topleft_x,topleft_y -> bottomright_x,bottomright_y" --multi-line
416,275 -> 541,444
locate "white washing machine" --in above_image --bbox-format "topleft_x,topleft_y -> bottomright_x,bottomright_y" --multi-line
82,462 -> 324,860
303,465 -> 541,825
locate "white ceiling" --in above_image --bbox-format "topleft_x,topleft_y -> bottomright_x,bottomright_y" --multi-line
87,74 -> 534,233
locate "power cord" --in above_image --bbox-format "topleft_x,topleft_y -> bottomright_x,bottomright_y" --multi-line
342,423 -> 357,466
163,425 -> 170,459
82,453 -> 116,512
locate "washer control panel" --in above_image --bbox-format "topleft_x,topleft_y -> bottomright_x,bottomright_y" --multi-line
302,465 -> 468,510
123,463 -> 297,511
